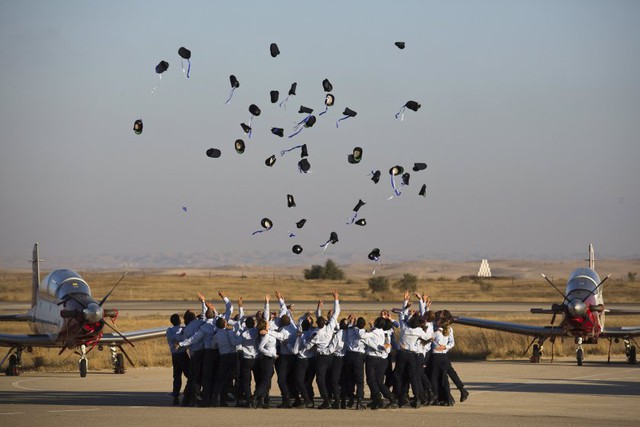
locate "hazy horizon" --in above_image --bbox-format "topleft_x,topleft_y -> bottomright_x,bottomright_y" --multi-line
1,1 -> 639,268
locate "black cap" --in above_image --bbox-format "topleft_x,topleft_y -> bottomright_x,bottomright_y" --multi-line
298,158 -> 311,173
249,104 -> 261,116
296,219 -> 307,229
412,162 -> 427,172
329,231 -> 339,244
271,127 -> 284,137
348,147 -> 363,164
355,218 -> 367,226
178,47 -> 191,59
389,165 -> 404,176
402,172 -> 410,186
300,144 -> 309,158
155,60 -> 169,74
234,139 -> 245,154
353,199 -> 366,212
405,100 -> 421,112
206,148 -> 221,158
270,43 -> 280,58
299,105 -> 313,114
241,123 -> 252,134
265,155 -> 277,167
230,75 -> 240,88
288,82 -> 297,96
133,119 -> 143,135
371,170 -> 381,184
261,218 -> 273,230
368,248 -> 381,261
419,184 -> 427,197
304,115 -> 317,128
342,107 -> 357,117
292,244 -> 303,254
322,78 -> 333,92
324,94 -> 335,107
394,41 -> 405,49
270,90 -> 279,103
287,194 -> 296,208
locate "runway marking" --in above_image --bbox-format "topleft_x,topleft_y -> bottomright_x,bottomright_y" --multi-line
11,378 -> 43,391
47,409 -> 101,413
0,412 -> 25,415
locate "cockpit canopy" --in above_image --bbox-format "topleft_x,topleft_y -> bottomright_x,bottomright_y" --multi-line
40,268 -> 91,299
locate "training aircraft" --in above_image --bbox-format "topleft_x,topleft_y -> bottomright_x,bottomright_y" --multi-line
454,244 -> 640,366
0,243 -> 167,377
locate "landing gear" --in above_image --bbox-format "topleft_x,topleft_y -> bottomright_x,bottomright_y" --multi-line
3,347 -> 23,376
529,339 -> 544,363
111,345 -> 125,374
624,339 -> 637,365
79,344 -> 88,377
575,337 -> 583,366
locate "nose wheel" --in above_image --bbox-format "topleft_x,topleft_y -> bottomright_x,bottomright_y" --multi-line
575,337 -> 583,366
78,344 -> 88,377
624,339 -> 637,364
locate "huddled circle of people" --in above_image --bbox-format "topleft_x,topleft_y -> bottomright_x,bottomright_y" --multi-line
165,289 -> 469,409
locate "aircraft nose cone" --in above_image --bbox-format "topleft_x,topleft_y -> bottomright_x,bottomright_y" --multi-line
568,299 -> 587,317
83,302 -> 104,323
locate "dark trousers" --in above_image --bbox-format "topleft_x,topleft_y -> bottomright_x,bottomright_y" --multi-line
294,357 -> 316,402
315,354 -> 335,401
171,352 -> 190,397
393,350 -> 422,400
275,354 -> 297,398
430,353 -> 451,402
238,357 -> 255,402
366,355 -> 394,400
185,349 -> 204,399
417,352 -> 433,393
255,356 -> 275,399
213,352 -> 238,402
329,355 -> 344,400
344,352 -> 365,399
448,361 -> 464,390
201,349 -> 216,403
384,349 -> 396,391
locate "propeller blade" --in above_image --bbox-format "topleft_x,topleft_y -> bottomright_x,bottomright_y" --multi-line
99,272 -> 128,307
118,345 -> 135,367
541,274 -> 569,304
581,275 -> 611,303
103,320 -> 135,347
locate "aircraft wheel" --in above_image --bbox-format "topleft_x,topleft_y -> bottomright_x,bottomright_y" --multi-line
576,349 -> 583,366
629,346 -> 637,365
531,344 -> 540,363
5,354 -> 19,376
114,353 -> 125,374
79,358 -> 87,377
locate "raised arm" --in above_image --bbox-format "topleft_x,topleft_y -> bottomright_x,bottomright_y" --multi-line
263,294 -> 270,321
219,290 -> 233,321
237,297 -> 244,322
275,290 -> 290,318
198,292 -> 207,318
330,290 -> 340,325
316,299 -> 323,319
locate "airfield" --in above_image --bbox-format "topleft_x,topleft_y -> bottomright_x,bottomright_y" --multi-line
1,357 -> 639,426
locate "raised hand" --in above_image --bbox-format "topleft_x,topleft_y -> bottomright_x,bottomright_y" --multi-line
332,289 -> 339,300
238,297 -> 243,307
274,290 -> 282,300
218,290 -> 226,299
265,294 -> 270,303
403,290 -> 410,301
197,292 -> 206,303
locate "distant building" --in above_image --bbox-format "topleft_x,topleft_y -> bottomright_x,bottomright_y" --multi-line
478,259 -> 492,278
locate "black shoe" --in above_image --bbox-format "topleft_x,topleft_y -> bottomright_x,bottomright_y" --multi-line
197,399 -> 211,408
341,398 -> 346,409
318,399 -> 331,409
385,400 -> 398,409
460,388 -> 469,403
347,397 -> 354,408
252,397 -> 261,409
427,395 -> 438,406
261,400 -> 270,409
172,396 -> 180,406
398,397 -> 409,408
414,398 -> 421,409
277,397 -> 292,409
304,399 -> 314,409
355,398 -> 365,410
331,399 -> 340,409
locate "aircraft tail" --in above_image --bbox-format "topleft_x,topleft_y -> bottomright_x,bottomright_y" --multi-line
588,243 -> 595,270
31,243 -> 40,308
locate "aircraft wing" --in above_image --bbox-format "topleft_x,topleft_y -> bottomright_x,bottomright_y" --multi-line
454,316 -> 566,337
601,326 -> 640,338
604,309 -> 640,316
0,333 -> 58,347
0,314 -> 32,322
99,327 -> 167,345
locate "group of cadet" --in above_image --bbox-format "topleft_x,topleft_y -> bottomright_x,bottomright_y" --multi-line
166,289 -> 469,409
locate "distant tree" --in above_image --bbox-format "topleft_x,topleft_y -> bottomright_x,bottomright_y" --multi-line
395,273 -> 418,291
628,272 -> 637,282
303,259 -> 345,281
323,259 -> 345,281
369,276 -> 390,293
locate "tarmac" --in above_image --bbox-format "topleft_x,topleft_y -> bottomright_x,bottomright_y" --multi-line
1,357 -> 639,426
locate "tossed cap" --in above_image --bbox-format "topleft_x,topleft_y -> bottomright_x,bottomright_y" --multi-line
342,107 -> 357,117
178,47 -> 191,59
412,162 -> 427,172
296,219 -> 307,229
368,248 -> 381,261
300,144 -> 309,158
229,75 -> 240,88
324,94 -> 335,107
419,184 -> 427,197
292,244 -> 303,254
234,139 -> 245,154
298,158 -> 311,173
155,61 -> 169,74
405,100 -> 421,112
304,115 -> 317,128
355,218 -> 367,226
299,105 -> 313,114
265,155 -> 277,167
402,172 -> 410,186
394,41 -> 405,49
271,127 -> 284,137
261,218 -> 273,229
287,194 -> 296,208
288,82 -> 297,96
371,170 -> 381,184
133,119 -> 143,135
353,199 -> 366,212
329,231 -> 339,244
240,123 -> 252,134
270,90 -> 279,103
249,104 -> 261,116
270,43 -> 280,58
348,147 -> 363,164
389,165 -> 404,176
322,78 -> 333,92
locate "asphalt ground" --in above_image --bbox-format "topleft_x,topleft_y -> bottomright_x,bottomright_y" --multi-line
1,357 -> 639,426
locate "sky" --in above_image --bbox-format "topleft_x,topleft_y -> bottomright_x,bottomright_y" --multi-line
1,1 -> 639,268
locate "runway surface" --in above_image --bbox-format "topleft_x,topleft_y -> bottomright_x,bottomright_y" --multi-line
3,300 -> 640,316
1,357 -> 639,426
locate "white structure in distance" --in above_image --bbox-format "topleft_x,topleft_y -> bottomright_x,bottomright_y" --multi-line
478,259 -> 492,278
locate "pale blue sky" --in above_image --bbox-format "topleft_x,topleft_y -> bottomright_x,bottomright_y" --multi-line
1,1 -> 639,267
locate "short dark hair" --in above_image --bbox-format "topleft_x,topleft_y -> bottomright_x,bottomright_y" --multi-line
215,317 -> 226,329
339,318 -> 348,330
170,313 -> 180,326
374,317 -> 385,329
245,316 -> 255,329
356,317 -> 366,329
301,319 -> 310,331
280,314 -> 291,327
316,316 -> 327,328
184,310 -> 196,325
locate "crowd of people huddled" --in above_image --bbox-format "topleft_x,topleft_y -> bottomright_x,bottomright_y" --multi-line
166,289 -> 468,409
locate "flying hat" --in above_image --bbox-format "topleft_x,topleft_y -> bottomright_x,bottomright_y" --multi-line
270,43 -> 280,58
292,244 -> 303,254
322,78 -> 333,92
336,107 -> 357,127
240,123 -> 252,134
287,194 -> 296,208
402,172 -> 410,186
394,41 -> 405,49
299,105 -> 313,114
300,144 -> 309,158
298,158 -> 311,173
265,155 -> 277,167
252,218 -> 273,235
271,127 -> 284,137
234,139 -> 245,154
355,218 -> 367,226
368,248 -> 381,261
419,184 -> 427,197
226,75 -> 240,103
133,119 -> 143,135
206,148 -> 221,158
348,147 -> 363,164
412,162 -> 427,172
389,165 -> 404,176
371,170 -> 381,184
296,219 -> 307,228
270,90 -> 279,103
